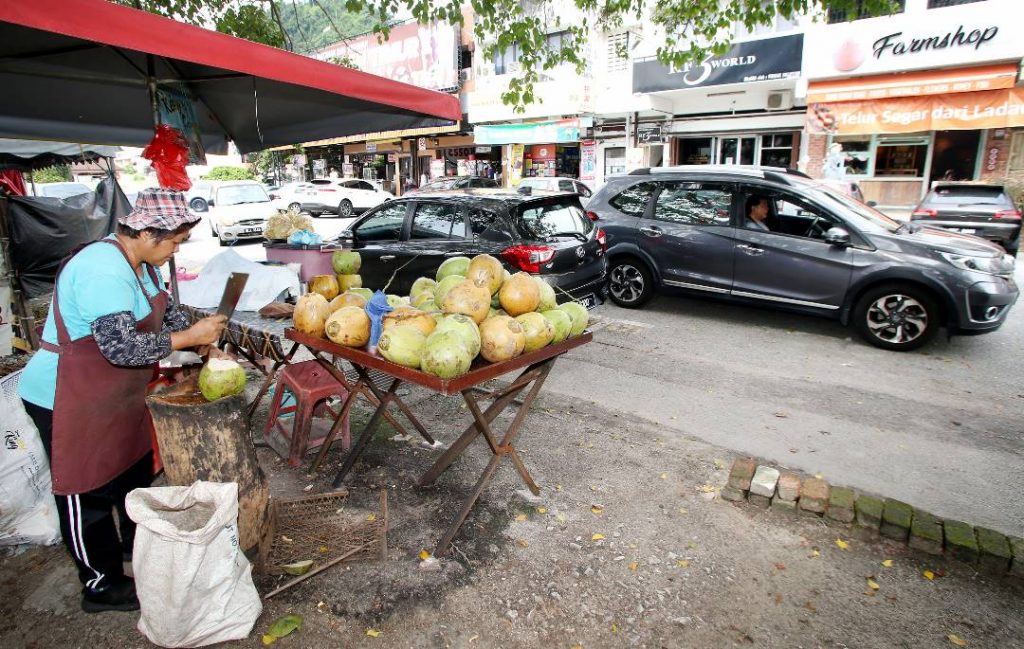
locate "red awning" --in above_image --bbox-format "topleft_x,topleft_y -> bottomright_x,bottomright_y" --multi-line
0,0 -> 462,153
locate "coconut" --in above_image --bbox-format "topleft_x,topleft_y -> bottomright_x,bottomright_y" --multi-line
441,278 -> 491,324
433,274 -> 465,305
479,315 -> 526,363
410,277 -> 437,300
386,294 -> 409,308
325,306 -> 371,347
294,293 -> 332,338
411,291 -> 435,308
417,299 -> 440,313
421,330 -> 474,379
534,277 -> 557,311
377,325 -> 426,369
541,309 -> 572,344
467,254 -> 505,295
436,256 -> 471,282
337,274 -> 362,293
499,272 -> 540,316
349,287 -> 373,301
331,250 -> 362,275
308,274 -> 340,300
558,301 -> 589,337
490,292 -> 501,309
198,358 -> 247,401
516,312 -> 555,352
329,291 -> 368,312
383,306 -> 437,337
435,313 -> 481,358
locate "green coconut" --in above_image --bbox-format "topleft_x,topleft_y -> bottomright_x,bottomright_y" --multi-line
377,325 -> 426,369
541,309 -> 572,344
331,250 -> 362,274
417,298 -> 441,313
557,301 -> 589,337
412,291 -> 435,308
433,274 -> 465,305
515,312 -> 555,352
534,277 -> 557,311
421,330 -> 474,379
434,313 -> 481,358
349,287 -> 373,301
386,294 -> 409,308
198,358 -> 247,401
436,256 -> 471,282
410,277 -> 437,300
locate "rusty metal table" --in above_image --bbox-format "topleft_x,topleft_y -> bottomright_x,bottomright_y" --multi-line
285,327 -> 593,556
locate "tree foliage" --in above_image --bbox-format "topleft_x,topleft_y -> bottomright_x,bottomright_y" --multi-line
33,165 -> 72,184
204,165 -> 255,180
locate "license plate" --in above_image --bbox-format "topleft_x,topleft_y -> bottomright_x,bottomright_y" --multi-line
953,228 -> 976,234
243,227 -> 263,234
577,294 -> 598,310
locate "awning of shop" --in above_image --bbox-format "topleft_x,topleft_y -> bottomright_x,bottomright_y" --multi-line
807,64 -> 1018,103
474,119 -> 590,146
275,123 -> 463,151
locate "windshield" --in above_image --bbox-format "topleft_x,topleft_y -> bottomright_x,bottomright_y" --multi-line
515,199 -> 593,240
806,182 -> 901,233
925,186 -> 1009,205
216,184 -> 270,206
424,178 -> 462,190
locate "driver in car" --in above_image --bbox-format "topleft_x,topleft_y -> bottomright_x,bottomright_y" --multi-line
745,195 -> 771,231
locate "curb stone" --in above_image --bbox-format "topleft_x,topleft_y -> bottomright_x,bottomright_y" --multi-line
976,527 -> 1012,574
880,499 -> 913,542
826,487 -> 855,524
855,495 -> 883,533
944,520 -> 979,564
1010,536 -> 1024,578
909,509 -> 943,556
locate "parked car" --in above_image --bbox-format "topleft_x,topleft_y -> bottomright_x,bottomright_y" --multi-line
186,180 -> 214,211
413,176 -> 499,192
207,181 -> 278,246
517,177 -> 594,204
337,189 -> 608,305
270,181 -> 313,212
911,182 -> 1020,256
34,182 -> 91,198
298,178 -> 393,217
588,165 -> 1017,351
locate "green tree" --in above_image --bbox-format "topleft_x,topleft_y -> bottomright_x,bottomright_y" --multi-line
33,165 -> 72,183
204,166 -> 256,181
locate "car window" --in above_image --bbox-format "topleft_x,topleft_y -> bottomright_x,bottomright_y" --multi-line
469,207 -> 510,240
575,182 -> 592,198
925,186 -> 1010,206
608,182 -> 657,216
480,178 -> 498,188
411,203 -> 466,240
311,179 -> 333,186
558,179 -> 575,192
516,199 -> 594,239
352,181 -> 374,191
653,183 -> 733,226
215,184 -> 269,206
354,202 -> 406,241
771,192 -> 844,241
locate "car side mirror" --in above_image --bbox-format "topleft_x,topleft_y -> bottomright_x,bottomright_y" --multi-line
866,200 -> 878,207
824,227 -> 851,247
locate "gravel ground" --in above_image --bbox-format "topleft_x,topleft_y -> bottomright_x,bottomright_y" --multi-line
1,384 -> 1022,648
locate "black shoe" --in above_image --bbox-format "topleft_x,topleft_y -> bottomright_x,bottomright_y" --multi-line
81,577 -> 140,613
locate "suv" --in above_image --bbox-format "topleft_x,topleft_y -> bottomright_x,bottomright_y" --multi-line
588,166 -> 1017,351
299,178 -> 393,218
414,176 -> 499,192
338,189 -> 607,305
911,182 -> 1020,256
518,177 -> 594,203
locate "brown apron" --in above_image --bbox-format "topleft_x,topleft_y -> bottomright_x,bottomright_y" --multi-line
41,239 -> 168,495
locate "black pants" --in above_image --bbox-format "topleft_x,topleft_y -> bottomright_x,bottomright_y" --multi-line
23,400 -> 153,592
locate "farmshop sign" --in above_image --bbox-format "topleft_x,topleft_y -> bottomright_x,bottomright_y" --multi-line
872,25 -> 998,60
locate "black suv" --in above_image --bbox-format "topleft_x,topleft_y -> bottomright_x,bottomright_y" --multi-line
338,189 -> 607,306
911,182 -> 1020,256
588,166 -> 1017,351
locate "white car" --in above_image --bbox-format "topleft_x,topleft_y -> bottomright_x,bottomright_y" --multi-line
207,181 -> 278,246
298,178 -> 393,217
270,181 -> 313,212
517,177 -> 593,205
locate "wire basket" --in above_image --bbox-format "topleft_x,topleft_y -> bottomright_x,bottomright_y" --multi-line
259,490 -> 387,576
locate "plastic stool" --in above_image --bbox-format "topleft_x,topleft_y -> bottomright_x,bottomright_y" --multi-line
264,360 -> 350,467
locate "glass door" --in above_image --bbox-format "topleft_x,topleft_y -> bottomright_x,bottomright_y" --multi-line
718,136 -> 756,165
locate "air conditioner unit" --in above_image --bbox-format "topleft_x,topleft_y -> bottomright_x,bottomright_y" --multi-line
766,90 -> 793,111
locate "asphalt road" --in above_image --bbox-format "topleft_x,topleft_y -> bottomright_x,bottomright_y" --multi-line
545,262 -> 1024,537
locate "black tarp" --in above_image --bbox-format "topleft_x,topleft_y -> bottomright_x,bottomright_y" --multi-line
0,138 -> 119,172
7,175 -> 131,297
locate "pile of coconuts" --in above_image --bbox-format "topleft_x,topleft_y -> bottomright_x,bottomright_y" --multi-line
292,252 -> 588,379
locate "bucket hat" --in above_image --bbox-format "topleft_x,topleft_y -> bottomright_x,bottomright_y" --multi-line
119,188 -> 200,231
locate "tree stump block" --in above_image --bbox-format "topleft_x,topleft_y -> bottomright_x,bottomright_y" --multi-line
146,392 -> 268,552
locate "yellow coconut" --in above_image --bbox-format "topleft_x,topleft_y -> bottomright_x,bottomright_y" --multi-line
337,273 -> 362,293
441,278 -> 491,324
479,315 -> 526,363
308,274 -> 340,301
467,254 -> 505,295
329,291 -> 368,312
383,306 -> 437,337
498,271 -> 540,316
293,293 -> 332,338
325,306 -> 371,347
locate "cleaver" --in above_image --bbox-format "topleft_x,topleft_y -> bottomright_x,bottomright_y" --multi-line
215,272 -> 249,320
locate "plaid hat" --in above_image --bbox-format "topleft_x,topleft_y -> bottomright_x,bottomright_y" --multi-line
120,188 -> 201,231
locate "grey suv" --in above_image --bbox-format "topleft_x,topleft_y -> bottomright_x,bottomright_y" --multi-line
589,166 -> 1018,351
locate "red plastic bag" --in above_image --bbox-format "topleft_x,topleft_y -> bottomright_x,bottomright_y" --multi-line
143,124 -> 192,191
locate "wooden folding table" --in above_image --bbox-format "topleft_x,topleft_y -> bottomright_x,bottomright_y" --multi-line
285,327 -> 592,556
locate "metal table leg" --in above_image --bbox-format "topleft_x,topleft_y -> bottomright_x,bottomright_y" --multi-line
247,342 -> 298,419
331,377 -> 403,488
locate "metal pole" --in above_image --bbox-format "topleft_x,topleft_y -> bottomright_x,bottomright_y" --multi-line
147,54 -> 181,304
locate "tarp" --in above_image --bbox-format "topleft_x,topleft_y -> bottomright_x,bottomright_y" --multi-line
0,0 -> 462,154
0,138 -> 119,172
6,175 -> 131,298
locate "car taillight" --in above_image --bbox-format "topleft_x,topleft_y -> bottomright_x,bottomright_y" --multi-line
586,210 -> 600,221
501,245 -> 555,273
912,208 -> 937,217
994,209 -> 1022,219
596,228 -> 607,252
320,188 -> 337,193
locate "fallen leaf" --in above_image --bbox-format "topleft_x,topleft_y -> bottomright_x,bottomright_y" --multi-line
882,559 -> 894,568
556,484 -> 563,491
923,570 -> 935,581
515,513 -> 528,522
660,472 -> 668,480
318,545 -> 329,554
814,473 -> 824,480
835,538 -> 849,550
280,535 -> 293,544
418,550 -> 431,561
773,593 -> 783,605
592,533 -> 605,541
366,629 -> 380,638
611,623 -> 618,632
536,507 -> 547,514
516,538 -> 529,548
281,560 -> 314,576
774,563 -> 786,571
808,548 -> 821,558
628,562 -> 638,571
676,559 -> 690,568
699,484 -> 715,493
556,513 -> 567,523
948,634 -> 967,647
686,542 -> 698,550
678,508 -> 688,515
774,411 -> 788,418
867,578 -> 880,591
804,601 -> 817,611
366,514 -> 377,522
589,485 -> 598,492
713,459 -> 727,470
262,635 -> 277,646
265,614 -> 303,641
863,590 -> 876,597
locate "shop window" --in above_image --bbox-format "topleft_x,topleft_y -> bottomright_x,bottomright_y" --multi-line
493,31 -> 573,75
759,134 -> 794,168
411,203 -> 465,240
827,0 -> 904,23
608,181 -> 657,216
607,32 -> 630,73
928,0 -> 983,7
733,2 -> 799,38
678,138 -> 713,165
605,147 -> 626,177
875,137 -> 928,178
833,136 -> 872,176
654,183 -> 733,226
1008,132 -> 1024,173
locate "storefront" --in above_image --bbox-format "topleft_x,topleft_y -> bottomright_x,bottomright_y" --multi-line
473,119 -> 588,185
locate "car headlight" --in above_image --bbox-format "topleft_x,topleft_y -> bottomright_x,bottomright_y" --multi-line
940,251 -> 1014,276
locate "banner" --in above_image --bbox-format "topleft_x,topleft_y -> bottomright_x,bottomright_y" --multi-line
474,120 -> 581,146
807,88 -> 1024,135
509,144 -> 525,186
580,140 -> 597,182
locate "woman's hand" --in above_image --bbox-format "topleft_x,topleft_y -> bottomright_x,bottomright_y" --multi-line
171,315 -> 227,350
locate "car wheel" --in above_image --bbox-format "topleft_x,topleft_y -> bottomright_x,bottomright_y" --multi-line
608,257 -> 653,308
189,197 -> 208,212
288,202 -> 301,212
337,199 -> 353,218
853,284 -> 940,352
218,235 -> 229,247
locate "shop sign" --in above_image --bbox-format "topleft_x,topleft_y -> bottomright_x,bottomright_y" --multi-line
429,158 -> 446,179
632,34 -> 802,93
806,87 -> 1024,136
509,143 -> 525,185
475,119 -> 582,146
475,146 -> 493,154
637,125 -> 664,144
417,137 -> 427,151
366,143 -> 377,153
803,0 -> 1018,80
807,64 -> 1017,104
580,140 -> 597,182
387,154 -> 397,162
469,76 -> 593,122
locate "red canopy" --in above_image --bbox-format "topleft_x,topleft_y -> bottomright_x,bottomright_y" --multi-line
0,0 -> 462,153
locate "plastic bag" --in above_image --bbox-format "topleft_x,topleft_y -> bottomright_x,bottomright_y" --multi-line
126,481 -> 262,648
286,229 -> 322,246
142,125 -> 192,191
0,370 -> 61,550
366,290 -> 394,348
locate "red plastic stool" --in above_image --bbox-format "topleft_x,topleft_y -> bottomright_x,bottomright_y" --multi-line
264,360 -> 350,467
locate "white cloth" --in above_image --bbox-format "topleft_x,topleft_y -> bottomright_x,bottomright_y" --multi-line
177,248 -> 299,312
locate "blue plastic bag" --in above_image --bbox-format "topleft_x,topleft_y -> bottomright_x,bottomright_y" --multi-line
366,290 -> 394,348
287,229 -> 322,246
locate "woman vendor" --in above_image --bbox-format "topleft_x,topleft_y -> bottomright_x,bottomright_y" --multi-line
19,188 -> 227,613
